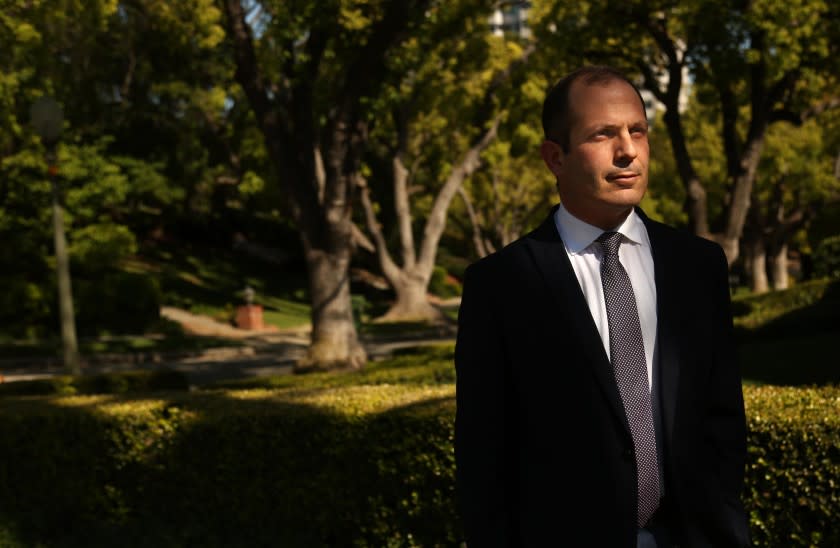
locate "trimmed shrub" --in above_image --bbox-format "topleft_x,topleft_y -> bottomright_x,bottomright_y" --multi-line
0,365 -> 835,547
0,385 -> 458,548
733,278 -> 836,333
745,386 -> 840,547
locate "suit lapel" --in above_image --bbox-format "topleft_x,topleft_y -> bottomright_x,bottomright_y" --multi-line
639,210 -> 681,447
525,209 -> 632,437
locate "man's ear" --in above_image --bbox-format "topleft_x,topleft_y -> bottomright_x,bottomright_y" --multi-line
540,140 -> 564,177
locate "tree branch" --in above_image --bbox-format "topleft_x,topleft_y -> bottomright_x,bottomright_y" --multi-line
417,116 -> 501,270
392,110 -> 416,269
356,175 -> 401,285
457,186 -> 489,258
220,0 -> 272,124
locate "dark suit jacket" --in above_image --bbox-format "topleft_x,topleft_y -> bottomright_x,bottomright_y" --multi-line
454,207 -> 749,547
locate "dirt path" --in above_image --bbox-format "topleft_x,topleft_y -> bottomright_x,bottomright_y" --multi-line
0,307 -> 455,386
160,306 -> 309,340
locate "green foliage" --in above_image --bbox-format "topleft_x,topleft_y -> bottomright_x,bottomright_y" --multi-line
70,223 -> 137,272
0,278 -> 52,338
0,348 -> 835,547
429,265 -> 462,298
733,278 -> 835,331
74,271 -> 161,336
812,235 -> 840,279
745,386 -> 840,547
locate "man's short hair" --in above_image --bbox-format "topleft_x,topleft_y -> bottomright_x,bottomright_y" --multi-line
541,66 -> 646,152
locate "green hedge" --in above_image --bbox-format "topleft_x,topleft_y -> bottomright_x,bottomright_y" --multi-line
0,375 -> 836,547
744,386 -> 840,547
732,278 -> 836,333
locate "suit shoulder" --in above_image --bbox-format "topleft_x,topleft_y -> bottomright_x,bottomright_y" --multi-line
646,217 -> 725,262
463,232 -> 535,279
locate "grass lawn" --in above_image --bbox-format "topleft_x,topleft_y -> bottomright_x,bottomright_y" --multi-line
127,240 -> 312,330
0,240 -> 312,360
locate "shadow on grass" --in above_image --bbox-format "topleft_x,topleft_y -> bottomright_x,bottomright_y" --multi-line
0,333 -> 243,361
737,280 -> 839,386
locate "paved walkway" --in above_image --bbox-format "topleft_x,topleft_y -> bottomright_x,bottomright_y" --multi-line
0,307 -> 456,387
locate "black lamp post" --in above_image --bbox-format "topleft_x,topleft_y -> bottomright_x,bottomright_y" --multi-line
30,96 -> 80,375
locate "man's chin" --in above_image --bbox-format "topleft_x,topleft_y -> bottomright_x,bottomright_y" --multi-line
605,190 -> 645,208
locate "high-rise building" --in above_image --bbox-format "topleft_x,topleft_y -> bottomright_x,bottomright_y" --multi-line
488,3 -> 690,122
489,1 -> 531,38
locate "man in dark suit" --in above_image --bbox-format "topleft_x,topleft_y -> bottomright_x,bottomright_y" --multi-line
454,66 -> 749,547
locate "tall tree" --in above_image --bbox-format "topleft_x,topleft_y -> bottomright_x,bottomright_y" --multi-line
219,0 -> 437,369
451,71 -> 557,260
531,0 -> 840,266
0,0 -> 244,336
357,8 -> 529,321
744,118 -> 839,291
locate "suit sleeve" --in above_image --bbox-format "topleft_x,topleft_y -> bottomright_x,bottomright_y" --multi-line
704,245 -> 750,547
455,261 -> 514,547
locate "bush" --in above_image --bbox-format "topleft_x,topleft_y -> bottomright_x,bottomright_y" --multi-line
74,271 -> 161,335
0,354 -> 835,547
429,265 -> 462,299
812,234 -> 840,280
0,385 -> 458,548
745,386 -> 840,547
733,278 -> 834,332
0,277 -> 52,338
69,223 -> 138,272
0,271 -> 162,339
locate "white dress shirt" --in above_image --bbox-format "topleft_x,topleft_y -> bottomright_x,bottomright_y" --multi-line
554,204 -> 658,390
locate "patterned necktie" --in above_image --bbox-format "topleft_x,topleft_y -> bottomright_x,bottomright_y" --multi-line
596,231 -> 660,527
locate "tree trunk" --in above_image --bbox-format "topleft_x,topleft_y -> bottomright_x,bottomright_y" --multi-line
662,107 -> 711,239
221,0 -> 436,371
720,130 -> 766,266
769,243 -> 788,290
377,270 -> 442,322
297,240 -> 366,372
746,235 -> 769,294
458,186 -> 490,258
359,117 -> 500,323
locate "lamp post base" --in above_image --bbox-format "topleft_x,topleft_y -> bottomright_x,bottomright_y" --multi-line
235,304 -> 264,330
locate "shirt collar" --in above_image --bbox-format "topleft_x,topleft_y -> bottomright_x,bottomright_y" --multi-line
554,203 -> 649,255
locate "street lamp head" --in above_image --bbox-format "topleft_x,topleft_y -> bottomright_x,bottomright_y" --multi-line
243,285 -> 256,305
30,96 -> 64,145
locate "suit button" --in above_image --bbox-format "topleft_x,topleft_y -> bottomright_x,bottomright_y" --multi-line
622,448 -> 635,461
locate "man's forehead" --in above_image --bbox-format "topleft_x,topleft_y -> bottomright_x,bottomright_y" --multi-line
568,79 -> 646,121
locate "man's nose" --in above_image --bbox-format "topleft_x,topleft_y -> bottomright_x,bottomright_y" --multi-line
615,128 -> 638,161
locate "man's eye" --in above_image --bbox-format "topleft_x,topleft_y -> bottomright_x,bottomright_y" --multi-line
631,126 -> 648,136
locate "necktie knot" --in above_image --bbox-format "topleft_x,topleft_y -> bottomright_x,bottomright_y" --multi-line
596,231 -> 623,257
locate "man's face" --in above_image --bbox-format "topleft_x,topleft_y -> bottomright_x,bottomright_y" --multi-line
540,79 -> 649,230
